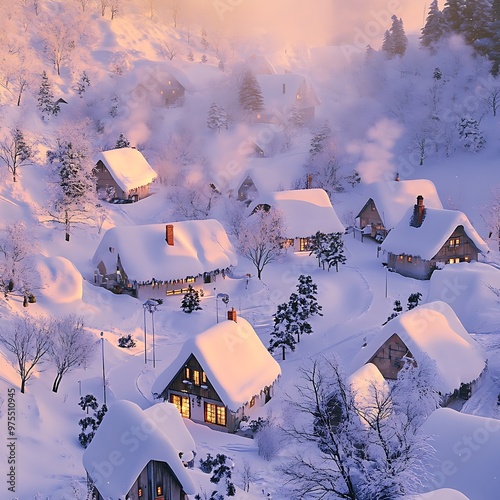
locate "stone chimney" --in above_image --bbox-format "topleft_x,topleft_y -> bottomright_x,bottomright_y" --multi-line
227,307 -> 237,322
306,173 -> 313,189
282,83 -> 286,94
410,195 -> 426,228
166,224 -> 174,246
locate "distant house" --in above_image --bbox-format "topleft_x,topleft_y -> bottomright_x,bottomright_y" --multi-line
83,400 -> 196,500
353,301 -> 487,405
381,196 -> 489,280
255,73 -> 320,123
249,188 -> 345,252
355,179 -> 443,241
92,219 -> 237,299
94,147 -> 157,202
152,313 -> 281,433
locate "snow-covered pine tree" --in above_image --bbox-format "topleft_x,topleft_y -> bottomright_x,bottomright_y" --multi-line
76,71 -> 91,97
37,71 -> 60,119
201,54 -> 208,63
383,299 -> 403,325
201,27 -> 209,49
207,103 -> 228,133
286,292 -> 313,343
461,0 -> 493,56
309,231 -> 328,268
420,0 -> 449,51
457,116 -> 486,152
390,15 -> 408,57
296,275 -> 323,319
309,121 -> 331,156
187,50 -> 194,62
407,292 -> 422,310
323,232 -> 347,272
443,0 -> 466,33
381,29 -> 394,58
115,133 -> 130,148
268,302 -> 297,360
181,285 -> 202,313
0,128 -> 35,182
238,69 -> 264,117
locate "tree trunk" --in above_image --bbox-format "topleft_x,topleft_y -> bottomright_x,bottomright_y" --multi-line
65,210 -> 70,241
282,346 -> 285,361
52,373 -> 62,393
20,378 -> 26,394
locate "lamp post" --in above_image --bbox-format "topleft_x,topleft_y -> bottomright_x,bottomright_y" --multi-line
143,299 -> 159,368
100,332 -> 106,405
216,293 -> 229,323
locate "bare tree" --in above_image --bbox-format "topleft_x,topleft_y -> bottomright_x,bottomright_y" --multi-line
0,315 -> 51,393
238,207 -> 285,280
43,18 -> 77,76
48,315 -> 98,393
110,0 -> 120,19
160,42 -> 177,61
0,128 -> 36,182
170,178 -> 220,221
75,0 -> 91,12
100,0 -> 109,16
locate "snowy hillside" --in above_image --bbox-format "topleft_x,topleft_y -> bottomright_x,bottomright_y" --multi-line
1,1 -> 500,499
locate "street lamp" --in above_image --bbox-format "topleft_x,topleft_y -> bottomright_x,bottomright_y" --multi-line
100,332 -> 106,405
216,293 -> 229,323
143,299 -> 159,368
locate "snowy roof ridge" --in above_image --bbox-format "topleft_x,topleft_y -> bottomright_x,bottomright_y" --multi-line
152,317 -> 281,412
249,188 -> 345,237
381,207 -> 489,260
83,400 -> 196,498
94,147 -> 157,193
357,179 -> 443,229
354,301 -> 487,395
93,219 -> 237,282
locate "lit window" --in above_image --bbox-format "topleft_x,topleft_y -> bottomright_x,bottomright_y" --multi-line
407,256 -> 412,263
299,238 -> 309,252
249,396 -> 255,408
157,485 -> 163,496
193,370 -> 200,386
186,277 -> 195,283
464,256 -> 470,261
205,403 -> 226,426
449,238 -> 461,247
398,255 -> 404,260
138,487 -> 143,498
171,394 -> 190,418
202,372 -> 207,384
185,367 -> 190,379
217,406 -> 226,426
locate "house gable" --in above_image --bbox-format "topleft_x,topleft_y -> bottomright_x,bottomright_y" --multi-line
357,198 -> 385,235
368,333 -> 412,380
432,225 -> 481,264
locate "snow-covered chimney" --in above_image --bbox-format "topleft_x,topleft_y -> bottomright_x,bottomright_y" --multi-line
395,172 -> 400,181
410,196 -> 426,228
227,307 -> 237,322
166,224 -> 174,246
282,83 -> 286,94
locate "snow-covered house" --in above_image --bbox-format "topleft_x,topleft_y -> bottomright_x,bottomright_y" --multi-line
353,301 -> 487,404
152,313 -> 281,433
92,219 -> 237,299
255,73 -> 320,123
355,179 -> 443,241
381,197 -> 489,280
83,400 -> 196,500
249,188 -> 345,252
94,147 -> 157,202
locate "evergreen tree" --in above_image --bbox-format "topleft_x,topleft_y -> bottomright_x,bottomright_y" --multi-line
76,71 -> 91,97
286,292 -> 313,343
443,0 -> 466,33
201,54 -> 208,63
37,71 -> 60,119
407,292 -> 423,310
238,69 -> 264,116
381,29 -> 394,57
115,133 -> 130,148
390,15 -> 408,57
296,275 -> 323,319
268,302 -> 297,360
383,299 -> 404,325
187,50 -> 194,62
461,0 -> 493,55
457,117 -> 486,152
420,0 -> 449,51
207,103 -> 229,133
0,128 -> 35,182
309,121 -> 331,156
181,285 -> 202,313
323,233 -> 347,272
201,28 -> 209,49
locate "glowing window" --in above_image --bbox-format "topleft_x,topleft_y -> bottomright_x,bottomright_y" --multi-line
171,394 -> 190,418
193,370 -> 200,386
205,403 -> 226,426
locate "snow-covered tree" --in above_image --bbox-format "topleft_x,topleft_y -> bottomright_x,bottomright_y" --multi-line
268,301 -> 297,360
171,178 -> 220,221
43,17 -> 77,76
420,0 -> 449,51
383,299 -> 404,325
115,133 -> 130,148
390,15 -> 408,57
187,50 -> 194,62
296,275 -> 323,320
75,71 -> 90,97
181,285 -> 202,313
238,207 -> 285,280
323,233 -> 347,272
0,128 -> 36,182
461,0 -> 492,55
443,0 -> 466,33
201,27 -> 209,49
48,315 -> 98,393
457,116 -> 485,152
207,102 -> 229,133
238,69 -> 264,117
407,292 -> 423,310
46,138 -> 97,241
0,222 -> 37,300
37,71 -> 60,119
0,315 -> 51,393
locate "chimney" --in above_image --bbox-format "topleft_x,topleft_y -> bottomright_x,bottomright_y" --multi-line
282,83 -> 286,94
227,307 -> 237,322
395,172 -> 400,181
166,224 -> 174,246
410,196 -> 426,228
306,173 -> 313,189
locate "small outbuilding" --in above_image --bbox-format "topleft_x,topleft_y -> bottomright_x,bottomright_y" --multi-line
94,147 -> 157,202
381,197 -> 489,280
83,400 -> 196,500
152,313 -> 281,433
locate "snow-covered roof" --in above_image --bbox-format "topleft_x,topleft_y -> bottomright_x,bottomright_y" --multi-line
354,301 -> 487,395
246,54 -> 276,75
256,73 -> 320,112
93,219 -> 237,282
83,400 -> 196,499
381,207 -> 489,260
94,147 -> 157,193
143,402 -> 197,462
152,317 -> 281,412
357,179 -> 443,230
249,189 -> 345,237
